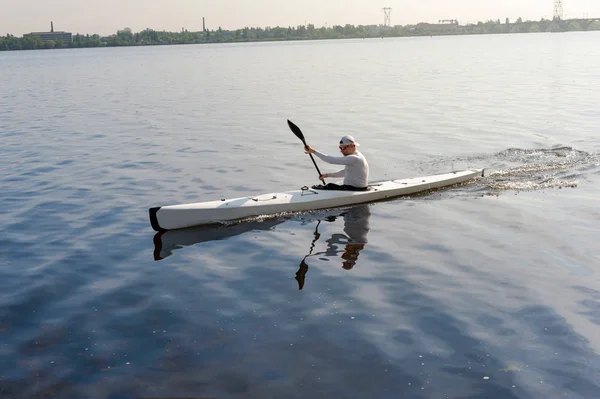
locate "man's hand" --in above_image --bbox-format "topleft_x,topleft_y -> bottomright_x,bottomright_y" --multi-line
319,173 -> 327,181
304,145 -> 315,154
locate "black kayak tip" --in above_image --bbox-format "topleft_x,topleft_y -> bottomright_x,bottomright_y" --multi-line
149,207 -> 166,232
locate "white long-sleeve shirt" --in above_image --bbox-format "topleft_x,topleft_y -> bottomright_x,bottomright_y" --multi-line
313,150 -> 369,187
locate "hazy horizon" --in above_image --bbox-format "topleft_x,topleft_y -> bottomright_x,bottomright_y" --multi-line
2,0 -> 600,36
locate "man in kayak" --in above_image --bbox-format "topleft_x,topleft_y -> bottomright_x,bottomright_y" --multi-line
304,135 -> 369,191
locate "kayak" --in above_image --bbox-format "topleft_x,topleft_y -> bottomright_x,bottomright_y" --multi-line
149,169 -> 483,231
149,169 -> 484,232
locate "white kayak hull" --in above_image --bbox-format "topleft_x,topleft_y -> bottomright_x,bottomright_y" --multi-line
149,169 -> 483,231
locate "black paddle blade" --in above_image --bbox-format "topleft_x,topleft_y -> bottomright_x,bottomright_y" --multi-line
296,259 -> 309,290
287,119 -> 325,183
287,119 -> 305,143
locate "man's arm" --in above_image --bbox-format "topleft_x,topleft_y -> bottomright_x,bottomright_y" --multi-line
314,151 -> 359,165
327,169 -> 345,178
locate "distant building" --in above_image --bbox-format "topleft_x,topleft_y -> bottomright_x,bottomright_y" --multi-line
415,20 -> 459,33
24,21 -> 73,44
368,25 -> 393,36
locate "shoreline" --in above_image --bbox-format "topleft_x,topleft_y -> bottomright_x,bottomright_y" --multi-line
2,18 -> 599,51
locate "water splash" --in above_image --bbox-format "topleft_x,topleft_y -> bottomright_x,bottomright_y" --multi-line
482,146 -> 598,193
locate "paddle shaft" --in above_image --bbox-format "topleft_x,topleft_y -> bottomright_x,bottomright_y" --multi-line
287,119 -> 326,184
302,140 -> 325,183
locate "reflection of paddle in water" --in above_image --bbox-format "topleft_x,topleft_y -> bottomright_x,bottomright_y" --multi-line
295,204 -> 371,289
295,221 -> 321,290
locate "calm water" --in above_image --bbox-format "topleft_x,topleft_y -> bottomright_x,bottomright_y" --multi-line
1,32 -> 600,398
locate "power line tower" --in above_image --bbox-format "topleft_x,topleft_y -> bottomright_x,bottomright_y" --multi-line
383,7 -> 392,27
553,0 -> 563,20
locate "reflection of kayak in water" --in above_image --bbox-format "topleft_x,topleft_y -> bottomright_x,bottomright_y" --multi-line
152,206 -> 367,262
153,202 -> 373,292
152,218 -> 285,261
149,169 -> 484,231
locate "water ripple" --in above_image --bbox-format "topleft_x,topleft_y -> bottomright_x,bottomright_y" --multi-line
2,35 -> 600,398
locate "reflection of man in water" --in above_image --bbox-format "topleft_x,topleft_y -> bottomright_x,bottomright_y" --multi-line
325,204 -> 371,270
296,204 -> 371,290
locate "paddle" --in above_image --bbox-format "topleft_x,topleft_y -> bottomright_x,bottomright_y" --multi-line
287,119 -> 326,184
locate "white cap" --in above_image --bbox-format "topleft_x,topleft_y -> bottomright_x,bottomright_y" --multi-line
340,135 -> 359,146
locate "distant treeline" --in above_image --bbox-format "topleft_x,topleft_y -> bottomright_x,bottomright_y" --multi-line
2,17 -> 600,51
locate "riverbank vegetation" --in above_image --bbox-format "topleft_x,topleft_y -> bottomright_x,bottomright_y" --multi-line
2,17 -> 599,51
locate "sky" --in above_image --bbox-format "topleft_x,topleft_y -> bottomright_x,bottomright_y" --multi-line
1,0 -> 600,36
